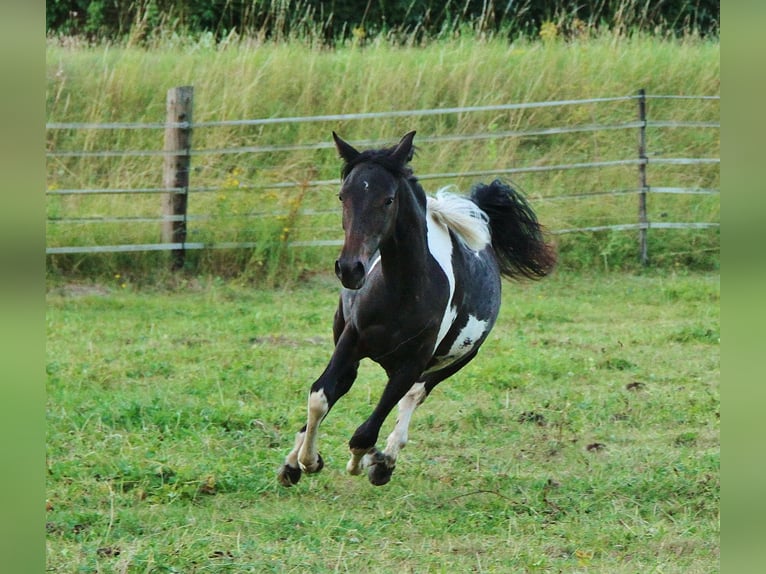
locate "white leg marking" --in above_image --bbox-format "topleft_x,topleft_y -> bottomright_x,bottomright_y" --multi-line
382,382 -> 427,462
284,428 -> 306,469
298,389 -> 328,472
346,449 -> 369,475
347,450 -> 385,475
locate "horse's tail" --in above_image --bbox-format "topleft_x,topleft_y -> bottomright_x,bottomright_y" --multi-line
470,179 -> 557,280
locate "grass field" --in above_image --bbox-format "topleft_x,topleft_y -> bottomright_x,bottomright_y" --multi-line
46,269 -> 719,572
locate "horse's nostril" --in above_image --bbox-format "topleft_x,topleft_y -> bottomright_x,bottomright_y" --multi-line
335,258 -> 367,289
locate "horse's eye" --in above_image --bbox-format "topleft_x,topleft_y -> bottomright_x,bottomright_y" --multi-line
338,194 -> 344,202
384,197 -> 394,206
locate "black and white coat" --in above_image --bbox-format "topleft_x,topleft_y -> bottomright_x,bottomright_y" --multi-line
278,131 -> 555,487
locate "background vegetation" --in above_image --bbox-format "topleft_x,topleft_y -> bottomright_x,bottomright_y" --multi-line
47,0 -> 719,43
46,31 -> 719,283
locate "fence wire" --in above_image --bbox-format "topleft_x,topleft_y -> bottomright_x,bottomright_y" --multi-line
45,120 -> 719,160
45,92 -> 720,256
45,156 -> 719,198
44,93 -> 720,132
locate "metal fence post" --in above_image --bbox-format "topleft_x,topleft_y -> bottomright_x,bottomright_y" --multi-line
162,86 -> 194,270
637,88 -> 649,266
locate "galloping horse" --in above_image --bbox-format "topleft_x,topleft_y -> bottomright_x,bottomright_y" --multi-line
278,131 -> 556,487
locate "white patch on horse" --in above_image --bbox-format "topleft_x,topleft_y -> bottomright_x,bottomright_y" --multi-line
426,189 -> 491,355
368,253 -> 381,274
426,206 -> 457,352
449,315 -> 488,356
428,314 -> 489,371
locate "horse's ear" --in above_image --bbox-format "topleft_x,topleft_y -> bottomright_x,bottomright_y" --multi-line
391,130 -> 416,165
333,131 -> 360,163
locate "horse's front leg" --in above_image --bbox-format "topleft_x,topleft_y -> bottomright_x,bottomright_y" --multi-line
296,386 -> 330,473
278,328 -> 360,487
277,424 -> 310,487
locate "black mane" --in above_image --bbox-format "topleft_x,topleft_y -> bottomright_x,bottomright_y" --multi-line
340,144 -> 415,181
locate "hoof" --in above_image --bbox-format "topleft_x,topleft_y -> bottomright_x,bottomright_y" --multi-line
299,453 -> 325,474
278,464 -> 302,487
366,451 -> 395,486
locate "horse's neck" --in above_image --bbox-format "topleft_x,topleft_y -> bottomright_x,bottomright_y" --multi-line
380,179 -> 430,290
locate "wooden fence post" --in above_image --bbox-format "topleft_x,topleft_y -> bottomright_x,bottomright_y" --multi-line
636,88 -> 649,266
162,85 -> 194,270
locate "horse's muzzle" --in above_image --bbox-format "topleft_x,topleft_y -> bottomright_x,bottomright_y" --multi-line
335,258 -> 366,290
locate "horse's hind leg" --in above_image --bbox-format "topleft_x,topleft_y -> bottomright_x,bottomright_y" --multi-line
348,381 -> 427,479
356,351 -> 482,485
383,382 -> 427,458
344,362 -> 430,486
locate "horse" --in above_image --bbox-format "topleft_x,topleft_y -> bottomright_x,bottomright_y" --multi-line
278,130 -> 556,487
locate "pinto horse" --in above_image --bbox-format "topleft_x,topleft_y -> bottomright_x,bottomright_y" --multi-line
278,131 -> 556,487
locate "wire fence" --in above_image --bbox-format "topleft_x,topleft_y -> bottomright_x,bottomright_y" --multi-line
45,90 -> 720,266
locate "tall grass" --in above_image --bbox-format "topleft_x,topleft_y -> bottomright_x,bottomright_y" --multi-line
46,31 -> 719,282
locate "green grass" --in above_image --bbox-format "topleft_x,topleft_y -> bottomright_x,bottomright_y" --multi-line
46,270 -> 719,572
45,32 -> 720,279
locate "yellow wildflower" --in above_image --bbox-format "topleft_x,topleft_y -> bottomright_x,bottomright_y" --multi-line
540,21 -> 558,43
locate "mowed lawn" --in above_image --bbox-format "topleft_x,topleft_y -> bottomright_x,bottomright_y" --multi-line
46,270 -> 719,573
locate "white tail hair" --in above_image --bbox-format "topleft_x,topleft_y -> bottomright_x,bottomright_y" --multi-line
427,186 -> 491,251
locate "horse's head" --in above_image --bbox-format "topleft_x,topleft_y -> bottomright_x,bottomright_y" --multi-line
332,131 -> 416,290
